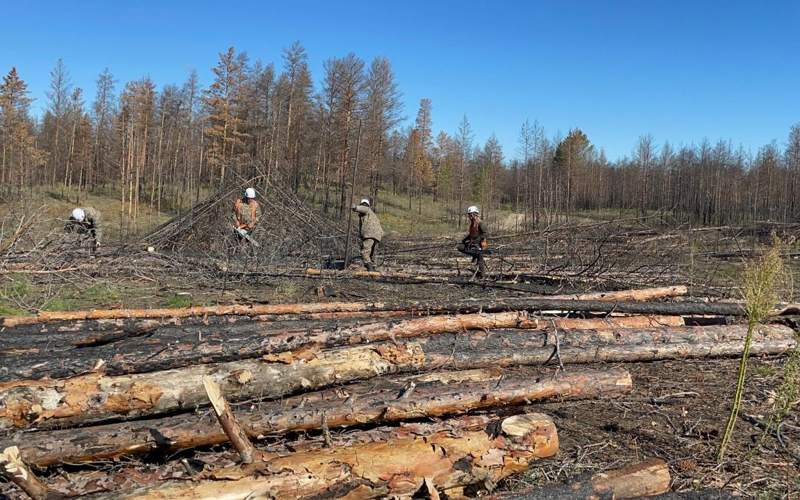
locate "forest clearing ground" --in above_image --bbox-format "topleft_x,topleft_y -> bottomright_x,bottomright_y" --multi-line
1,191 -> 800,497
505,357 -> 800,498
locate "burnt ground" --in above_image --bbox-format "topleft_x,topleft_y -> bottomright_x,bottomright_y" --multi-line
2,221 -> 800,498
501,357 -> 800,498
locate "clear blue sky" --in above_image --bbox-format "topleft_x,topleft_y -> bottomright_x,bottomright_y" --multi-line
2,0 -> 798,161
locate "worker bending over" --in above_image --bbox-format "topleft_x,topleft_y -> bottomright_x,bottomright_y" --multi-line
457,205 -> 488,278
65,207 -> 102,252
351,198 -> 384,272
233,188 -> 261,243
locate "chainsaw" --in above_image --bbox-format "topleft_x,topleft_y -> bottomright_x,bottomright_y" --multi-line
236,228 -> 261,247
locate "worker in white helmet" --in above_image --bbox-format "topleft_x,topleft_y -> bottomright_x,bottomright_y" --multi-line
233,188 -> 261,243
351,198 -> 384,272
65,207 -> 102,252
457,205 -> 488,278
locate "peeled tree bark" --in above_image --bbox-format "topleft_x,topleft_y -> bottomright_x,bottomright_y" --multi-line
0,297 -> 759,335
0,343 -> 424,432
0,446 -> 62,500
0,285 -> 693,327
7,367 -> 631,467
0,312 -> 684,381
548,285 -> 687,301
87,412 -> 559,500
1,324 -> 794,432
0,301 -> 388,327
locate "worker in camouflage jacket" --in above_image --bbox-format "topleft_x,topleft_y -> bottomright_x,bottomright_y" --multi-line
457,205 -> 488,278
65,207 -> 102,253
351,198 -> 384,272
233,187 -> 261,243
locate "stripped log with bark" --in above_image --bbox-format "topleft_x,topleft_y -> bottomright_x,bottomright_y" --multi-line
1,323 -> 794,431
0,313 -> 684,381
548,285 -> 687,301
6,366 -> 631,467
493,458 -> 671,499
0,285 -> 696,327
0,297 -> 767,331
84,412 -> 559,500
0,301 -> 390,327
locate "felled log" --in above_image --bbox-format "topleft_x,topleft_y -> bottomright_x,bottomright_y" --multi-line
0,312 -> 683,380
2,295 -> 770,329
87,412 -> 559,500
7,366 -> 631,467
0,301 -> 391,327
549,285 -> 687,302
494,458 -> 670,499
1,323 -> 793,431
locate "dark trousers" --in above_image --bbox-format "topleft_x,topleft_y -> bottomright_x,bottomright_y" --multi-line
457,242 -> 486,274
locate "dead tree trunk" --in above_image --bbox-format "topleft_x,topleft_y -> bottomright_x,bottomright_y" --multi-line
0,313 -> 683,380
7,367 -> 630,467
548,285 -> 687,301
84,413 -> 559,500
0,324 -> 793,431
5,287 -> 773,329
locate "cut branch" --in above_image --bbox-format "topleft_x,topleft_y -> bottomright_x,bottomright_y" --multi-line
202,376 -> 256,464
0,446 -> 61,500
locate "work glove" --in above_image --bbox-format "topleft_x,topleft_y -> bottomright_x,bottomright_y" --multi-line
237,228 -> 248,237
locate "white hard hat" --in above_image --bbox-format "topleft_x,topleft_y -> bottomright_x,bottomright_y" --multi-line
360,198 -> 371,207
466,205 -> 480,215
72,208 -> 86,222
245,188 -> 256,199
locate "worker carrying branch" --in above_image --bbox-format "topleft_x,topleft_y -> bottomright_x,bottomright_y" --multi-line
233,187 -> 261,245
64,207 -> 102,253
351,198 -> 384,272
457,205 -> 488,278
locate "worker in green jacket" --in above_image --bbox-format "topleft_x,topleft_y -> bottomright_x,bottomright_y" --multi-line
65,207 -> 102,253
351,198 -> 384,272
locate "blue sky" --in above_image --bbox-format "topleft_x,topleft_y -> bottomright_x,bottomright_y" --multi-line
2,0 -> 798,161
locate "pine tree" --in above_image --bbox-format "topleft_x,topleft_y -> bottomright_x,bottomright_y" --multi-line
0,68 -> 43,195
203,47 -> 250,186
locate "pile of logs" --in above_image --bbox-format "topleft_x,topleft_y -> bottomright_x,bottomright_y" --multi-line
0,286 -> 797,499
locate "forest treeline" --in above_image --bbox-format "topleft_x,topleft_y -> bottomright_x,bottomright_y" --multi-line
1,42 -> 799,235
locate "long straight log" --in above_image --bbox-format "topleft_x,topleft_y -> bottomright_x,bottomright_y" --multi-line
0,297 -> 758,330
0,323 -> 793,432
85,412 -> 559,500
0,301 -> 394,327
6,366 -> 631,467
0,313 -> 684,381
549,285 -> 687,301
494,458 -> 670,499
2,296 -> 763,330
